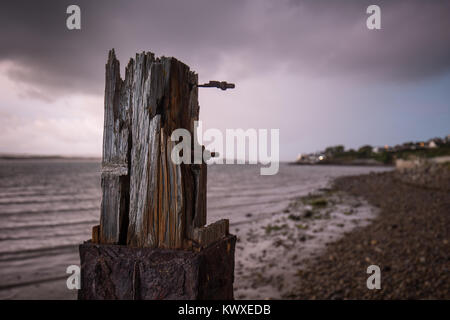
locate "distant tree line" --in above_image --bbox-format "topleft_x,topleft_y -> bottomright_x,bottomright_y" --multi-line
322,140 -> 450,165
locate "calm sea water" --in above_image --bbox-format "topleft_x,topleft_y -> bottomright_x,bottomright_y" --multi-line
0,159 -> 389,299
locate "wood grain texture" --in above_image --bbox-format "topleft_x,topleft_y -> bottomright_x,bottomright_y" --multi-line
188,162 -> 207,238
99,49 -> 228,249
127,54 -> 196,248
192,219 -> 229,249
79,235 -> 236,300
92,225 -> 100,244
99,50 -> 130,244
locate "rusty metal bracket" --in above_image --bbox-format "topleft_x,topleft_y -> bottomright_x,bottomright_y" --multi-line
198,81 -> 235,90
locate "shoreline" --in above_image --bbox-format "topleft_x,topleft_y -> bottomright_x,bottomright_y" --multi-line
0,164 -> 389,300
0,156 -> 101,161
232,181 -> 381,299
289,164 -> 450,299
2,164 -> 446,300
288,162 -> 393,167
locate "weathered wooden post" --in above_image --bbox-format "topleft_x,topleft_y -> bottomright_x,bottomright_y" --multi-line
78,49 -> 236,300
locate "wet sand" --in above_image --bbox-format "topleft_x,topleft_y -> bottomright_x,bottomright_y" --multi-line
3,184 -> 383,300
232,187 -> 380,299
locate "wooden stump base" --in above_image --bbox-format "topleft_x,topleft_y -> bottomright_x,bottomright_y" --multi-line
78,235 -> 236,300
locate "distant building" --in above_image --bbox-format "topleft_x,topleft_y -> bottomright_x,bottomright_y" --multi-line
428,140 -> 438,148
427,138 -> 443,148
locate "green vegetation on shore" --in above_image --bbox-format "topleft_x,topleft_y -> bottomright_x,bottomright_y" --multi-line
325,144 -> 450,165
295,135 -> 450,165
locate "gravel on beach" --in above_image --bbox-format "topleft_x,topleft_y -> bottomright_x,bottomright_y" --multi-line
291,164 -> 450,299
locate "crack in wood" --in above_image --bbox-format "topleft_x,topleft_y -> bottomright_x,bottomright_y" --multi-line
98,49 -> 228,250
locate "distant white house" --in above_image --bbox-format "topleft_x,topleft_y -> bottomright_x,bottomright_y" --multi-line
372,147 -> 381,153
428,140 -> 438,148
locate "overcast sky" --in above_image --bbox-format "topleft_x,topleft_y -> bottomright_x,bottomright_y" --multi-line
0,0 -> 449,160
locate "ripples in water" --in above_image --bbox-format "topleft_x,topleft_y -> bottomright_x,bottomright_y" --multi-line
0,159 -> 389,296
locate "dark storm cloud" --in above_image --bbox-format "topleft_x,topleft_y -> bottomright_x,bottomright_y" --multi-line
0,0 -> 449,101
